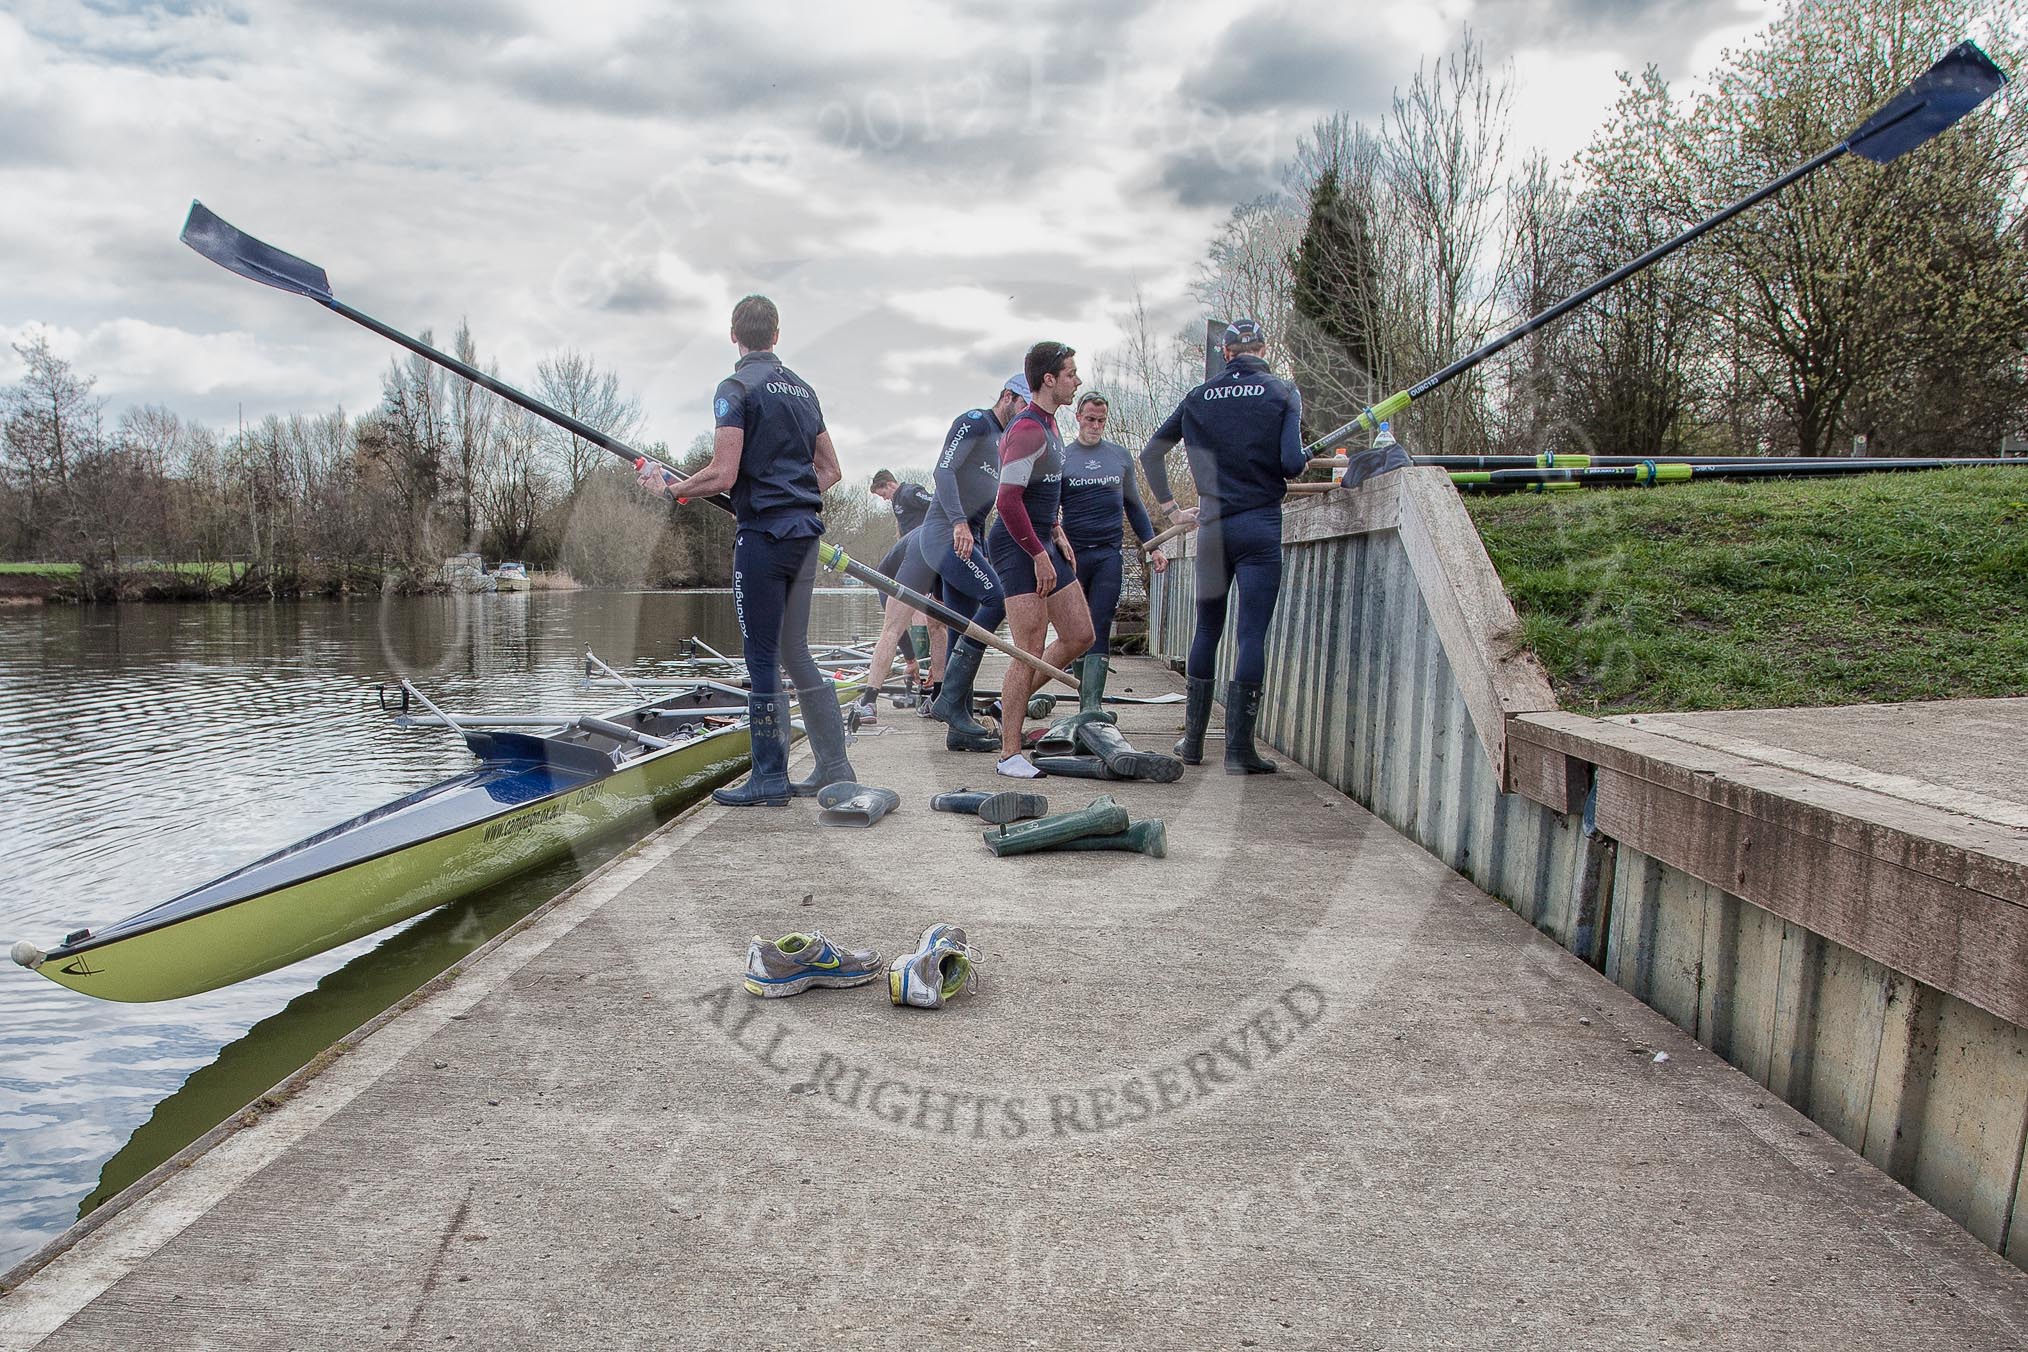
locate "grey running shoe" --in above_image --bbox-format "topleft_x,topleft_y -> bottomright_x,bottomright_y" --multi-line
887,922 -> 981,1009
744,932 -> 882,998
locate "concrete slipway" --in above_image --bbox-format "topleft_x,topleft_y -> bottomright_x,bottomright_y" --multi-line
3,657 -> 2025,1350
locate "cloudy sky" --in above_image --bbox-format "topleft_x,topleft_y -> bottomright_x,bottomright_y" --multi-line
0,0 -> 1771,479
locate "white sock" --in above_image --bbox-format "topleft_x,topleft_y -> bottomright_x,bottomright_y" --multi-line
996,752 -> 1044,779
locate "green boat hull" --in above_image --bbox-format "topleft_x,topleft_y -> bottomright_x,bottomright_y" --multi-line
22,682 -> 859,1003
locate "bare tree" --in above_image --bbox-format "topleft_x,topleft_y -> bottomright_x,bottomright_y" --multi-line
2,335 -> 105,558
535,349 -> 642,493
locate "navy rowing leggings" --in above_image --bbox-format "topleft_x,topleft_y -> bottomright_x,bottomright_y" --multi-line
733,530 -> 825,696
1075,546 -> 1124,657
1188,507 -> 1283,685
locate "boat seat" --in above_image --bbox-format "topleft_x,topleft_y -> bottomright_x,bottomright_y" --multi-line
462,730 -> 619,777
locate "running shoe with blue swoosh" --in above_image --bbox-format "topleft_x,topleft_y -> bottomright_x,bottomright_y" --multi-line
744,932 -> 882,998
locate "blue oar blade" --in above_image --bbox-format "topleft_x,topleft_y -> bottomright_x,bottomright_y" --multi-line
179,200 -> 334,303
1847,41 -> 2007,163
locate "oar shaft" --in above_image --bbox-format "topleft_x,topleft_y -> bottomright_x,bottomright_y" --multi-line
321,296 -> 739,514
816,543 -> 1080,693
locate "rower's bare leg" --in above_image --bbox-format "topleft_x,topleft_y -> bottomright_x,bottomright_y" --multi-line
928,617 -> 949,684
861,596 -> 915,704
999,586 -> 1094,759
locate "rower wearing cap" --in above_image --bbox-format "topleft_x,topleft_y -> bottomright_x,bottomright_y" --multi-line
636,294 -> 856,805
982,341 -> 1095,779
897,374 -> 1031,751
1058,390 -> 1165,713
1139,318 -> 1308,774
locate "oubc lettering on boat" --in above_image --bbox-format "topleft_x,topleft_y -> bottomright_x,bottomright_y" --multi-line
1203,384 -> 1267,400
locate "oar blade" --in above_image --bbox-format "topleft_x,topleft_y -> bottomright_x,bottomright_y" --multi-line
1847,41 -> 2007,163
179,200 -> 334,303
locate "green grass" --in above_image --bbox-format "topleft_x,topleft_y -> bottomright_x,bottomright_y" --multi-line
1464,467 -> 2028,714
0,562 -> 79,577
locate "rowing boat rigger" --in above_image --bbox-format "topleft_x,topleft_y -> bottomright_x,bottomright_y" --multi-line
9,672 -> 858,1003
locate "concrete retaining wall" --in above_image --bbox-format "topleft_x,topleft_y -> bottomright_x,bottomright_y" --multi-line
1148,468 -> 2028,1266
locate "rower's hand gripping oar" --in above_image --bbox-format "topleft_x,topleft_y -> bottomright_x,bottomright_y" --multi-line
178,203 -> 1083,696
1143,41 -> 2006,555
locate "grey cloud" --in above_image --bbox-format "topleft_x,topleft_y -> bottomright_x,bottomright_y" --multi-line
1155,144 -> 1286,209
1470,0 -> 1754,79
1182,12 -> 1397,116
483,12 -> 877,122
339,0 -> 527,39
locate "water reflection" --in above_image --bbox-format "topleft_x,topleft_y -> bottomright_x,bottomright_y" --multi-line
0,587 -> 878,1271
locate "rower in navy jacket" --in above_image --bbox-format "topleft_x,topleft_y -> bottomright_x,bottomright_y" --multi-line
1059,390 -> 1166,713
897,375 -> 1030,751
636,294 -> 855,805
1139,318 -> 1308,774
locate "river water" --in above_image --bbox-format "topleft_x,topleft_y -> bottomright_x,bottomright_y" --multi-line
0,586 -> 881,1272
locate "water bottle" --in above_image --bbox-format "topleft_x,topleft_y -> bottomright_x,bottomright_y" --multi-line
1373,421 -> 1397,450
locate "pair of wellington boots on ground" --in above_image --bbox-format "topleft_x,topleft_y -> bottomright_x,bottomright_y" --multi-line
1173,677 -> 1278,774
960,791 -> 1167,859
713,684 -> 855,807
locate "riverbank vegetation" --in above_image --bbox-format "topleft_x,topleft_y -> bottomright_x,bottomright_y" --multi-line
1468,468 -> 2028,713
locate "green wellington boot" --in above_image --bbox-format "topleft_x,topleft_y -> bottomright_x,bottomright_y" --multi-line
789,681 -> 856,797
931,641 -> 999,751
1078,653 -> 1110,714
1173,676 -> 1214,765
1047,819 -> 1167,858
714,694 -> 793,806
981,795 -> 1130,857
1223,680 -> 1278,774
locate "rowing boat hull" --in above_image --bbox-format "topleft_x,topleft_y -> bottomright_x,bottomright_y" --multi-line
30,723 -> 752,1003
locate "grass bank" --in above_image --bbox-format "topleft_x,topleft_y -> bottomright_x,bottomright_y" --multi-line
1464,466 -> 2028,714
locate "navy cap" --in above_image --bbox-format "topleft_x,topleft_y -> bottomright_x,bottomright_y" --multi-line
1003,374 -> 1031,398
1222,319 -> 1265,345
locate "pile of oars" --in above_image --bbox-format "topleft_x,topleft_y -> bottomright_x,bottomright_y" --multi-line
1302,453 -> 2028,494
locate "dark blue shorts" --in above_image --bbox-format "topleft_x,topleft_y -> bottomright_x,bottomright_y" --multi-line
987,527 -> 1074,599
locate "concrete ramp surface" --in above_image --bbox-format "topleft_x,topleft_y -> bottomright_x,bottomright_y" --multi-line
4,660 -> 2025,1350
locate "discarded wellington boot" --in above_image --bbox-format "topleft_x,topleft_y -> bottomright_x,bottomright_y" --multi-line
1077,652 -> 1110,714
714,694 -> 792,806
816,781 -> 902,828
929,641 -> 993,736
1032,754 -> 1119,780
981,795 -> 1130,857
1173,676 -> 1214,765
930,789 -> 994,814
1074,718 -> 1184,783
972,789 -> 1049,825
789,682 -> 856,797
1223,680 -> 1278,774
1048,819 -> 1167,858
1036,708 -> 1114,755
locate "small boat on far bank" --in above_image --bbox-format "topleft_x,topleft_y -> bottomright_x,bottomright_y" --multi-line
493,561 -> 531,592
10,667 -> 858,1003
